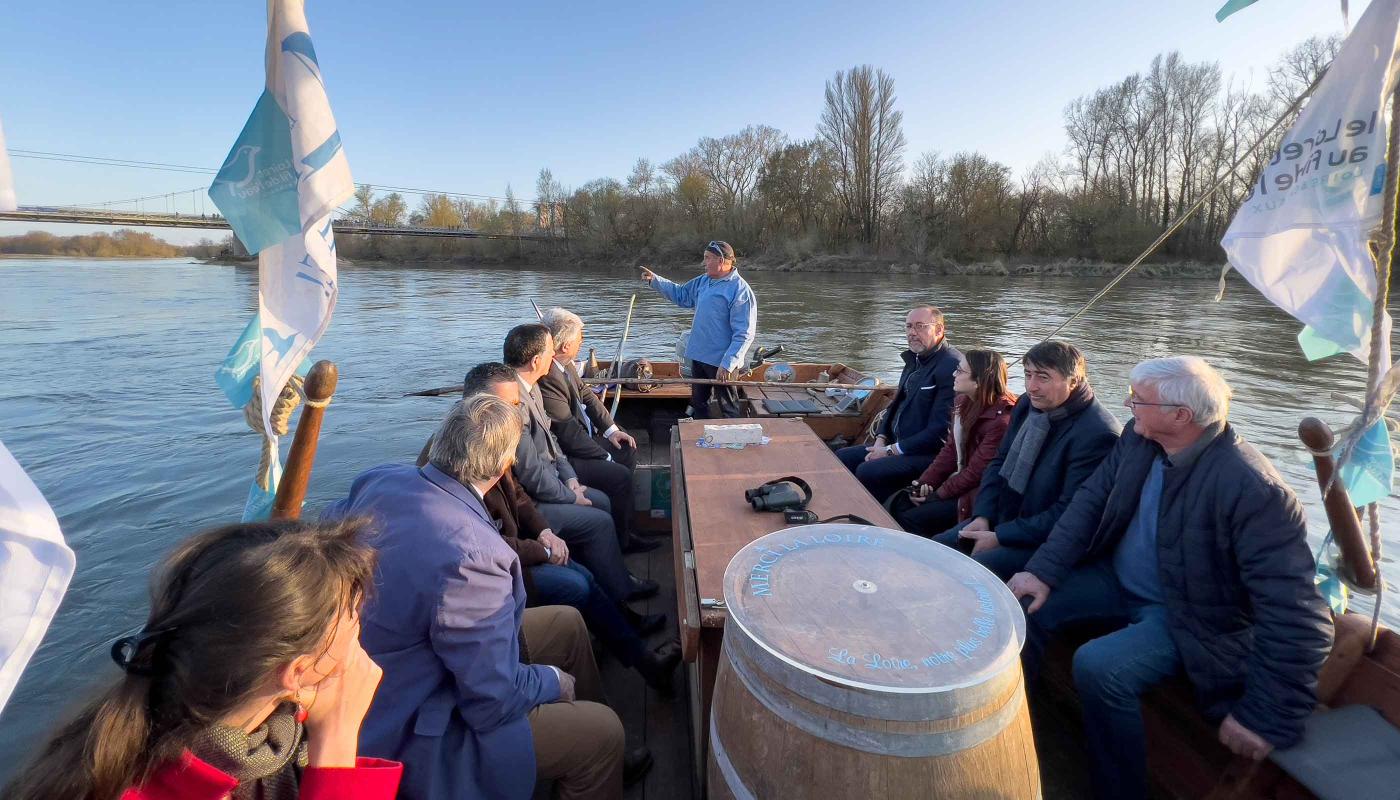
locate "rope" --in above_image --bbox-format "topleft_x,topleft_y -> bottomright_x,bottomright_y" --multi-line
244,375 -> 305,491
1328,79 -> 1400,652
1027,68 -> 1329,353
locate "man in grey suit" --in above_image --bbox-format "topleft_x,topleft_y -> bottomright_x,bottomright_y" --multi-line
505,323 -> 658,603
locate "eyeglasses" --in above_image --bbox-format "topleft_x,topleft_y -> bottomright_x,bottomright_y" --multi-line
953,365 -> 969,376
1126,386 -> 1180,409
905,322 -> 937,331
705,241 -> 729,258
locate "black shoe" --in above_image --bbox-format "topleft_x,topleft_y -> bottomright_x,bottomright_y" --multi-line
627,575 -> 659,601
623,746 -> 654,787
637,640 -> 681,693
623,537 -> 661,554
624,609 -> 667,637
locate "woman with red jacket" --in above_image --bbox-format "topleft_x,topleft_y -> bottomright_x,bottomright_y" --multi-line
892,349 -> 1017,538
4,519 -> 402,800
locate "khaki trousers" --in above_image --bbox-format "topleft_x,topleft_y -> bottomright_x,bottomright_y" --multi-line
524,606 -> 623,800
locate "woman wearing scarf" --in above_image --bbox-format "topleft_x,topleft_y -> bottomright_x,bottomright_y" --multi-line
892,349 -> 1018,536
933,341 -> 1121,580
5,519 -> 401,800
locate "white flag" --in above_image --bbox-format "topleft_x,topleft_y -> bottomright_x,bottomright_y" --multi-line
1220,0 -> 1399,366
209,0 -> 351,510
0,441 -> 75,713
0,115 -> 16,212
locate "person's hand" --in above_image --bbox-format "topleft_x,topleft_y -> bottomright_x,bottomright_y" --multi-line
865,444 -> 890,462
539,529 -> 569,565
716,367 -> 734,382
908,482 -> 930,505
640,266 -> 656,285
303,638 -> 383,768
962,516 -> 991,532
566,477 -> 581,492
1218,714 -> 1273,760
1008,572 -> 1051,614
607,429 -> 637,450
572,484 -> 592,506
555,669 -> 577,703
961,527 -> 1000,555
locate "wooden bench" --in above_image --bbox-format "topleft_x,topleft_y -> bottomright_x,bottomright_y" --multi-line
1041,610 -> 1400,799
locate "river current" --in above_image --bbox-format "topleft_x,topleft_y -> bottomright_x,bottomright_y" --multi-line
0,257 -> 1395,770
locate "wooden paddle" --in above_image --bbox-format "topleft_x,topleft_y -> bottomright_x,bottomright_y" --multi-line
405,375 -> 880,397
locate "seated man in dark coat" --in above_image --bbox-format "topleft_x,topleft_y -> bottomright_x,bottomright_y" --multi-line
416,361 -> 680,693
835,305 -> 960,502
504,324 -> 658,604
933,340 -> 1120,579
1010,356 -> 1334,800
537,306 -> 657,554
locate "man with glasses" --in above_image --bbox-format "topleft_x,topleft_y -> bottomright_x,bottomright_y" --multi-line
835,305 -> 961,502
1009,356 -> 1331,800
640,240 -> 757,418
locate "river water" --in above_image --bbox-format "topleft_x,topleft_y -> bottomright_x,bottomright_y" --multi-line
0,257 -> 1395,771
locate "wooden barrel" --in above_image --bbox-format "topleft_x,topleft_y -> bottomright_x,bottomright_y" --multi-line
708,524 -> 1039,799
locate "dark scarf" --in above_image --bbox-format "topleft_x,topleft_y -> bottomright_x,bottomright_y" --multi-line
999,383 -> 1095,494
187,702 -> 308,800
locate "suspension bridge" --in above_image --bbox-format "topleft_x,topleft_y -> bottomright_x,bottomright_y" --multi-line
0,149 -> 560,242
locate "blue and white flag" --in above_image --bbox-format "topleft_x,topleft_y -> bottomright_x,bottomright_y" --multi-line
210,0 -> 351,518
0,441 -> 74,714
0,115 -> 16,212
1220,0 -> 1398,367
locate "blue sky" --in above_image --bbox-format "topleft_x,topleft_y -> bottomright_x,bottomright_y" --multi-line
0,0 -> 1365,244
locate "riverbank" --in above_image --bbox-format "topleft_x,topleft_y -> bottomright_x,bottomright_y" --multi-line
199,251 -> 1229,279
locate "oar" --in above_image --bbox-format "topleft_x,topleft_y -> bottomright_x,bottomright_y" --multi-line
404,376 -> 880,397
606,294 -> 638,417
531,299 -> 543,320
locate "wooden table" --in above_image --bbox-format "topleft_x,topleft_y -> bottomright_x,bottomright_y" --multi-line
669,418 -> 900,794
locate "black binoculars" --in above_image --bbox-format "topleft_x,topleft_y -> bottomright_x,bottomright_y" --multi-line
745,476 -> 812,512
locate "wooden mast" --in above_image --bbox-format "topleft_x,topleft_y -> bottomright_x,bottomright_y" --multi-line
271,360 -> 338,520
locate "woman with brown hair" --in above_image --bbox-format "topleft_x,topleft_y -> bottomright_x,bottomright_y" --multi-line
891,348 -> 1017,538
3,518 -> 401,800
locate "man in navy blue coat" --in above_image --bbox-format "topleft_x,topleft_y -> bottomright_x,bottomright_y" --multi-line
325,395 -> 626,800
836,305 -> 960,502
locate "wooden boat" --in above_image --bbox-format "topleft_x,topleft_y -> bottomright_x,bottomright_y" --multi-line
589,359 -> 895,447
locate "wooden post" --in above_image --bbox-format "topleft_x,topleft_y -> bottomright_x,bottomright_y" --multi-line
1298,417 -> 1376,590
272,360 -> 338,521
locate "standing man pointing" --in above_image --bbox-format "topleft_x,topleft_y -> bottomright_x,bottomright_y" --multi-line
641,240 -> 757,418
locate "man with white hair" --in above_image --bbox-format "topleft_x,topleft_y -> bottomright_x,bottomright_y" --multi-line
1009,356 -> 1333,800
537,306 -> 657,555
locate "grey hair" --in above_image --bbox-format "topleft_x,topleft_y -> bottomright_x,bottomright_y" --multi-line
1129,356 -> 1232,426
428,394 -> 523,485
541,307 -> 584,348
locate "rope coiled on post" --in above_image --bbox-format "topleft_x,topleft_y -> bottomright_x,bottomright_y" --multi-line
244,375 -> 305,491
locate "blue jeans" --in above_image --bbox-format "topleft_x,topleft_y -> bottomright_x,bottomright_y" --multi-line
530,561 -> 645,668
1023,561 -> 1182,800
834,445 -> 934,503
931,526 -> 1035,580
537,488 -> 632,604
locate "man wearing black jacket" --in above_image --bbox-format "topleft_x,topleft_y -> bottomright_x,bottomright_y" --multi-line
1011,356 -> 1332,800
836,305 -> 960,502
934,340 -> 1121,579
538,307 -> 657,554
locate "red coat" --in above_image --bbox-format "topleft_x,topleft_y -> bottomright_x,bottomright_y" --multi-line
916,395 -> 1015,521
119,750 -> 402,800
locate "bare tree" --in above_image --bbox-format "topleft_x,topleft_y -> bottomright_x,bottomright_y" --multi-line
818,65 -> 906,245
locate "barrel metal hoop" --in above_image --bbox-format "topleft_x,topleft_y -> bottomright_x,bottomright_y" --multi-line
709,713 -> 759,800
724,632 -> 1026,758
727,623 -> 1018,722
